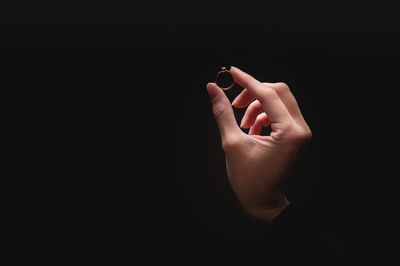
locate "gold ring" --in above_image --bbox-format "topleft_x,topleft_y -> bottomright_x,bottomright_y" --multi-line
216,67 -> 235,90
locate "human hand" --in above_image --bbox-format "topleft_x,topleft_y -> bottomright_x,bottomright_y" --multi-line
206,66 -> 312,223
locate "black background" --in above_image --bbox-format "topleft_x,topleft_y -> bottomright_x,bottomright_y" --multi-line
3,3 -> 399,262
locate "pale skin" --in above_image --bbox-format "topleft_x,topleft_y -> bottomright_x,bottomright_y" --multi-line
206,66 -> 312,223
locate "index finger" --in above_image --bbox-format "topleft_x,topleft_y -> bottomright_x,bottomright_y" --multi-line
230,66 -> 291,124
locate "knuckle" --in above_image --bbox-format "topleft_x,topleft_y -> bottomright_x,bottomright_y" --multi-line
275,82 -> 290,90
248,100 -> 262,112
304,127 -> 312,140
288,125 -> 312,143
273,82 -> 290,95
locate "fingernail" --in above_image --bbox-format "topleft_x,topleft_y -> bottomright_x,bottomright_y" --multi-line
240,115 -> 246,128
231,97 -> 238,106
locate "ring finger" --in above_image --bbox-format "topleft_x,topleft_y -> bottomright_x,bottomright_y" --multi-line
240,100 -> 265,128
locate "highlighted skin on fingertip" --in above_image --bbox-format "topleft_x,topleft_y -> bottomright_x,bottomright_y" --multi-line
230,66 -> 243,74
206,83 -> 218,100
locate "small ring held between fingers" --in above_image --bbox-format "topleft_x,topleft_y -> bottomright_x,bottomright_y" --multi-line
216,67 -> 235,90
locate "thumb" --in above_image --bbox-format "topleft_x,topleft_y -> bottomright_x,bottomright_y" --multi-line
207,83 -> 242,140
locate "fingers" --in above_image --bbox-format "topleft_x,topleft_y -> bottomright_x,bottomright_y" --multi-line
232,89 -> 255,108
231,67 -> 308,131
233,82 -> 305,123
249,113 -> 271,135
206,82 -> 242,141
263,82 -> 305,123
240,100 -> 264,129
230,66 -> 292,125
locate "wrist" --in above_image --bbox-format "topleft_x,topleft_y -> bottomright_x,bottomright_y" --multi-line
243,196 -> 290,224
